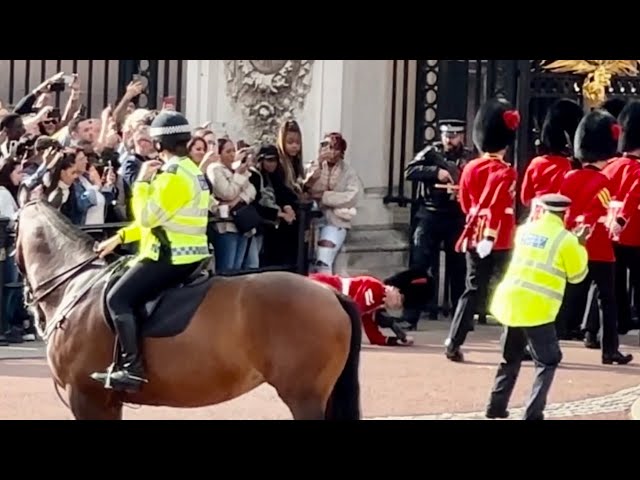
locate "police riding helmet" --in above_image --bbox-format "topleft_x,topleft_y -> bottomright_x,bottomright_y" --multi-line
149,110 -> 192,153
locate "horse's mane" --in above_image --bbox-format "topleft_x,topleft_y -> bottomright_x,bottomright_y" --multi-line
27,201 -> 96,254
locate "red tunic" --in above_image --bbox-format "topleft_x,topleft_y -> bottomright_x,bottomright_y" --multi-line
560,167 -> 615,262
520,155 -> 573,206
601,156 -> 640,247
456,155 -> 517,252
309,273 -> 389,346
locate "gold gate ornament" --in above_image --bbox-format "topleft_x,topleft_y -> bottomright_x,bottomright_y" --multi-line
540,60 -> 640,108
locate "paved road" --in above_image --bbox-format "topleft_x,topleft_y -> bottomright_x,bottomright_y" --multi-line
1,321 -> 638,420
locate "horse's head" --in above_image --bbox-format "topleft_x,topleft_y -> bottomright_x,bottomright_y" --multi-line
15,201 -> 98,336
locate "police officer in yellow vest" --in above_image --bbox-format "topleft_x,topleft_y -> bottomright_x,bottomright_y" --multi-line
90,110 -> 211,392
485,193 -> 589,420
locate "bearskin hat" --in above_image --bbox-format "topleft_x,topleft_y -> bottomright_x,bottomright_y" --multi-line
472,97 -> 521,154
540,99 -> 584,155
601,97 -> 628,120
573,109 -> 620,163
617,99 -> 640,153
384,270 -> 435,311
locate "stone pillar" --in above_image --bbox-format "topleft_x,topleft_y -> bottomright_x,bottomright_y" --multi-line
185,60 -> 220,129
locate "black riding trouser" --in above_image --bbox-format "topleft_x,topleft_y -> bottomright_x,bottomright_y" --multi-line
106,258 -> 200,322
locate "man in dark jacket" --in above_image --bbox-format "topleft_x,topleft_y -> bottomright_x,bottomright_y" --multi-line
403,119 -> 474,328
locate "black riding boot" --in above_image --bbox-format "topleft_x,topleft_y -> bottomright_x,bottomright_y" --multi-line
91,314 -> 147,392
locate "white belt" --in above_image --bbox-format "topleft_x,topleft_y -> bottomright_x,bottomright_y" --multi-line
341,278 -> 351,296
469,207 -> 513,215
575,215 -> 607,224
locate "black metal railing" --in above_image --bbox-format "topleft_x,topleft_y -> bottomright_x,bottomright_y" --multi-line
0,202 -> 320,337
1,60 -> 187,117
383,60 -> 412,207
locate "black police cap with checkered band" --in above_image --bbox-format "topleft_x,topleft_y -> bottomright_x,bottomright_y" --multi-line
149,110 -> 192,139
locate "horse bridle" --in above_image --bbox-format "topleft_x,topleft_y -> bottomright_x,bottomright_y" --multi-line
14,201 -> 100,306
23,254 -> 99,307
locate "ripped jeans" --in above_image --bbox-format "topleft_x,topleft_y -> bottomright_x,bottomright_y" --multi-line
313,221 -> 347,274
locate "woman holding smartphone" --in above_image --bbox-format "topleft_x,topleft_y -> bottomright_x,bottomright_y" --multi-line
206,139 -> 257,272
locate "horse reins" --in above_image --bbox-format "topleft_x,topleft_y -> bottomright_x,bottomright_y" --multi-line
24,254 -> 100,307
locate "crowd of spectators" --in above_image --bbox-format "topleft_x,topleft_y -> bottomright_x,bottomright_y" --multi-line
0,71 -> 362,345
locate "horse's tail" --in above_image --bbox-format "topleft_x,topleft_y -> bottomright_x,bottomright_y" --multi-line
325,292 -> 362,420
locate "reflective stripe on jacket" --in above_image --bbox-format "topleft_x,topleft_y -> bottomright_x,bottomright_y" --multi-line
118,155 -> 210,265
489,212 -> 588,328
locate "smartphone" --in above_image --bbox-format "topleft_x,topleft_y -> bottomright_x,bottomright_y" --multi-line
49,81 -> 65,93
78,104 -> 87,117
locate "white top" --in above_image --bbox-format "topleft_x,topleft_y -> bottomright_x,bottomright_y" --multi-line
78,175 -> 106,225
0,186 -> 18,225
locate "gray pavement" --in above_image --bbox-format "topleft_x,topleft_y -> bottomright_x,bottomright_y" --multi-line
0,341 -> 46,360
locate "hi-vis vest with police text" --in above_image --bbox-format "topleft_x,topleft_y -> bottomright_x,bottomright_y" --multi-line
118,155 -> 210,265
489,212 -> 588,328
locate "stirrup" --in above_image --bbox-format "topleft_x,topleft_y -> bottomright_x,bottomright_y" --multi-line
105,362 -> 117,389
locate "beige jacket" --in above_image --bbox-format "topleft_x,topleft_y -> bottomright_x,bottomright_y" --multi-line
206,162 -> 256,234
307,159 -> 361,229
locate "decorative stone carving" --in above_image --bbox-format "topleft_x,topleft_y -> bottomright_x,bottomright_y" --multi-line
224,60 -> 314,143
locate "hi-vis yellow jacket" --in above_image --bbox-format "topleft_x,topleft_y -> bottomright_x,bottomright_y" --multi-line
490,212 -> 588,328
117,156 -> 210,266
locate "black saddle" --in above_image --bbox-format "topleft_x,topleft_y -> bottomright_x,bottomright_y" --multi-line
102,257 -> 219,338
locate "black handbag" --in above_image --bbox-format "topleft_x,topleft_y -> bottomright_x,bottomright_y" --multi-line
231,202 -> 262,234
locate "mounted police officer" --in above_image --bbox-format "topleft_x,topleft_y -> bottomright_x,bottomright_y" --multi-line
90,110 -> 211,393
403,119 -> 474,328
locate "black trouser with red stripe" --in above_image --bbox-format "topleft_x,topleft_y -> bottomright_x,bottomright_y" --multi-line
446,249 -> 511,351
613,244 -> 640,333
565,261 -> 620,356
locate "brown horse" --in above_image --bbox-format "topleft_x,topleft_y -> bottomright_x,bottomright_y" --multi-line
14,201 -> 362,420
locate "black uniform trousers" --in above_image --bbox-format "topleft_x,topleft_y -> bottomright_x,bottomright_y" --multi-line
445,249 -> 510,350
559,261 -> 620,356
555,282 -> 590,339
613,244 -> 640,333
106,258 -> 200,322
488,323 -> 562,420
408,210 -> 466,322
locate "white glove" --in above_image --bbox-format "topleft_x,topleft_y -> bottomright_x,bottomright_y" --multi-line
476,238 -> 494,259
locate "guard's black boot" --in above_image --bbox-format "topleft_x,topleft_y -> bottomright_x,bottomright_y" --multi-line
602,351 -> 633,365
91,314 -> 147,392
485,407 -> 509,419
583,332 -> 600,349
444,342 -> 464,362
